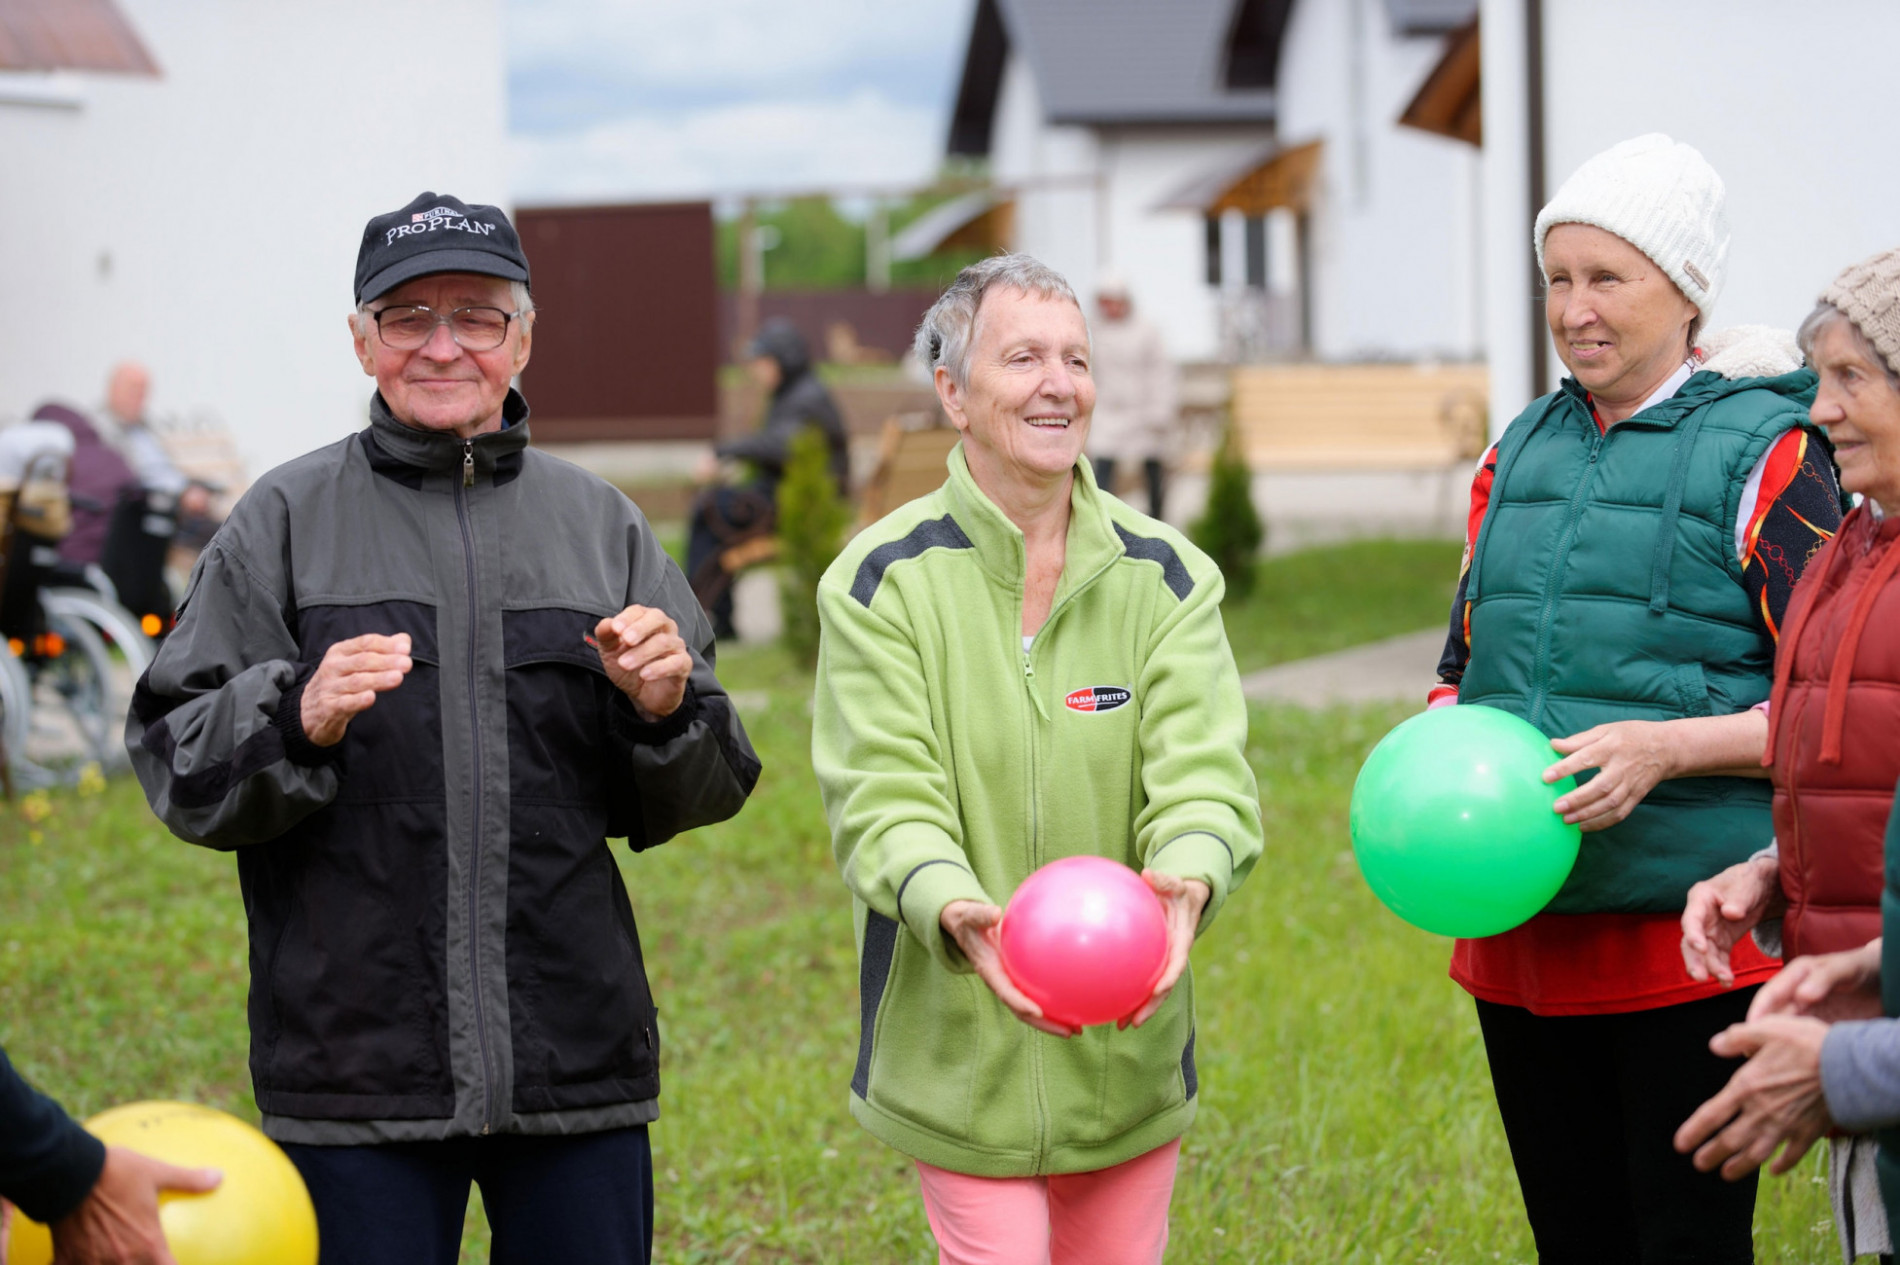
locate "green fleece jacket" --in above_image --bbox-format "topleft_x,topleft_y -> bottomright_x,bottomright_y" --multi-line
813,446 -> 1262,1177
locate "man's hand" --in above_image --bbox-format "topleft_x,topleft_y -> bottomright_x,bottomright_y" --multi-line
301,633 -> 412,746
1121,872 -> 1210,1030
1748,941 -> 1884,1023
940,900 -> 1078,1039
1681,856 -> 1785,986
1673,1015 -> 1832,1180
593,607 -> 693,721
49,1146 -> 221,1265
1544,720 -> 1675,831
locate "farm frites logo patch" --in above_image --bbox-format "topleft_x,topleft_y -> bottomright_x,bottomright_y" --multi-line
1064,686 -> 1131,713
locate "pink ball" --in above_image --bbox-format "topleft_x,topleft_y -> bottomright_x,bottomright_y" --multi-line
998,856 -> 1170,1028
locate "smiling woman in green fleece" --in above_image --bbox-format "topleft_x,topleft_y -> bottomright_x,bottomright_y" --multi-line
812,254 -> 1262,1265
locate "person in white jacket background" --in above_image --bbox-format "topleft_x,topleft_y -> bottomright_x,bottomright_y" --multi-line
1084,275 -> 1178,521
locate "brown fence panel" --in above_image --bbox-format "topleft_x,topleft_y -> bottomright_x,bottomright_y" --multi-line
517,202 -> 719,442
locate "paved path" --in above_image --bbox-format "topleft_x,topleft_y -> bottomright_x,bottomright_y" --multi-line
1239,628 -> 1443,709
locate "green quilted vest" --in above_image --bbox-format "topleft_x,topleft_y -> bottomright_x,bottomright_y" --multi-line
1461,368 -> 1819,913
1875,788 -> 1900,1242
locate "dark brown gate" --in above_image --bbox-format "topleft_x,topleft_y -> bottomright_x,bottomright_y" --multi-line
515,202 -> 719,442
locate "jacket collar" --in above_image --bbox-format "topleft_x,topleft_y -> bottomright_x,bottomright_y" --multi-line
367,388 -> 531,480
941,442 -> 1123,600
1557,364 -> 1818,431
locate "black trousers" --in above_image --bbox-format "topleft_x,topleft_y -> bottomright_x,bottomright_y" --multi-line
283,1125 -> 653,1265
1092,456 -> 1165,520
685,485 -> 774,640
1476,989 -> 1760,1265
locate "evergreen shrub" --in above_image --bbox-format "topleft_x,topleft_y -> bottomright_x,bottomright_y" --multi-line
1189,419 -> 1265,599
776,427 -> 851,666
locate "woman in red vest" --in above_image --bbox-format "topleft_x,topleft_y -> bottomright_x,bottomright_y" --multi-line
1679,246 -> 1900,1261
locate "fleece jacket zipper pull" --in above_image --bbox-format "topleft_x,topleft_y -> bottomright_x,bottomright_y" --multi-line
463,438 -> 475,488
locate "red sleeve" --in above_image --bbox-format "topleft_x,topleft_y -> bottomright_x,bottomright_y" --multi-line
1431,444 -> 1497,703
1739,430 -> 1844,641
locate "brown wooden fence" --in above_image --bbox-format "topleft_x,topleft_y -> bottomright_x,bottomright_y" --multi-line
516,202 -> 720,442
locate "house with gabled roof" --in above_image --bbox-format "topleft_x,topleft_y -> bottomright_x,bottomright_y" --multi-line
930,0 -> 1482,366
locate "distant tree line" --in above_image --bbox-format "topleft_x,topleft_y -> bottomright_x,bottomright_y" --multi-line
715,189 -> 990,292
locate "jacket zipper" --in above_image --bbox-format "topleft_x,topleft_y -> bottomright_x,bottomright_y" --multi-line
1020,633 -> 1050,1172
1527,427 -> 1605,727
454,449 -> 496,1134
1013,526 -> 1125,1173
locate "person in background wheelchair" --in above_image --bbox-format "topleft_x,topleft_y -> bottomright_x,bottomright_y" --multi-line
33,387 -> 213,641
0,417 -> 77,657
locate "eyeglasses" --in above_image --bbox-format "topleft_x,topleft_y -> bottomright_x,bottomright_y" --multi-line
369,304 -> 520,352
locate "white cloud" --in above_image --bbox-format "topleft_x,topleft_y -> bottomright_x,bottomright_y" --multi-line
506,0 -> 970,95
508,87 -> 944,204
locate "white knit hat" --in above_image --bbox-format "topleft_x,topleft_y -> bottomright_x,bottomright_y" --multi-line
1534,133 -> 1729,321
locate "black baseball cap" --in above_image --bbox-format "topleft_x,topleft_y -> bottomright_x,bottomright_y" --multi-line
354,191 -> 530,304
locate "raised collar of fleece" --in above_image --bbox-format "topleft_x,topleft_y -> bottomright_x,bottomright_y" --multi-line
1696,324 -> 1802,379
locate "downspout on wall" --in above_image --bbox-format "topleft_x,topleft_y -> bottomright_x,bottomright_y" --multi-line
1525,0 -> 1548,393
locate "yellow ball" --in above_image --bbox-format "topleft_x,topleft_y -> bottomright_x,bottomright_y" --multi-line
6,1101 -> 318,1265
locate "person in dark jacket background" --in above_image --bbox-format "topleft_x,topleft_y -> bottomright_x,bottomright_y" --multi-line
0,1043 -> 219,1263
127,192 -> 761,1265
686,318 -> 848,639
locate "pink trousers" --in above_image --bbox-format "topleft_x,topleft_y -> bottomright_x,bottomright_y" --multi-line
914,1138 -> 1181,1265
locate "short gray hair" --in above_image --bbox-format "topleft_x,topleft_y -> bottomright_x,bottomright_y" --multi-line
354,279 -> 535,337
1797,300 -> 1900,390
913,253 -> 1083,389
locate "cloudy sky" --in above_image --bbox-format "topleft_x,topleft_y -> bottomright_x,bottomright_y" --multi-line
504,0 -> 977,206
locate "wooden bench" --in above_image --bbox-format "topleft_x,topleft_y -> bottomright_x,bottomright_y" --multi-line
855,414 -> 959,528
716,413 -> 959,575
1229,362 -> 1489,470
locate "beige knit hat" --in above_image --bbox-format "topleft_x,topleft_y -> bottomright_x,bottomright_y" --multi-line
1534,133 -> 1729,321
1820,247 -> 1900,378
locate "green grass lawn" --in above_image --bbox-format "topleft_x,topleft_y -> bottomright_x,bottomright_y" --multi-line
1223,538 -> 1466,675
0,541 -> 1835,1261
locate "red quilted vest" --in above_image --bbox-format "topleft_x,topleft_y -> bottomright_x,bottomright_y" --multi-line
1767,506 -> 1900,959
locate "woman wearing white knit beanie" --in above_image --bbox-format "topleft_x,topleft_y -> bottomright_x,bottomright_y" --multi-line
1427,133 -> 1845,1261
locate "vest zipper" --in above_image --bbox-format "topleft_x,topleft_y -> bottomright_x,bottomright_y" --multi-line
1528,429 -> 1605,727
454,469 -> 497,1135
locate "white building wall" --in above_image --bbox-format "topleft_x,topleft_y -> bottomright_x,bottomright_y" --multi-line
0,0 -> 507,480
990,54 -> 1100,309
1275,0 -> 1482,362
990,56 -> 1274,362
1484,0 -> 1900,436
1099,129 -> 1273,361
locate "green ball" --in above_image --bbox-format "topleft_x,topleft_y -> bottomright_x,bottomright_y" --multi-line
1349,704 -> 1581,938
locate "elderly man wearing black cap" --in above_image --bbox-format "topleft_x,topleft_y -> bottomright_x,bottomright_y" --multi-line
126,192 -> 763,1264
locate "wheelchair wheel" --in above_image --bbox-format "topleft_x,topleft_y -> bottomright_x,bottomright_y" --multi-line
41,587 -> 157,679
0,638 -> 48,789
28,611 -> 131,775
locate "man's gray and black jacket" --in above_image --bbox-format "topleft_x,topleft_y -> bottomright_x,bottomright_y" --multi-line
127,391 -> 761,1145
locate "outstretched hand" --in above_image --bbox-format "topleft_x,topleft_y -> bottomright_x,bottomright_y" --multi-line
1674,1016 -> 1833,1181
940,900 -> 1079,1038
594,606 -> 693,721
50,1146 -> 222,1265
1543,720 -> 1675,831
1120,872 -> 1210,1030
1748,941 -> 1884,1024
1680,856 -> 1784,986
